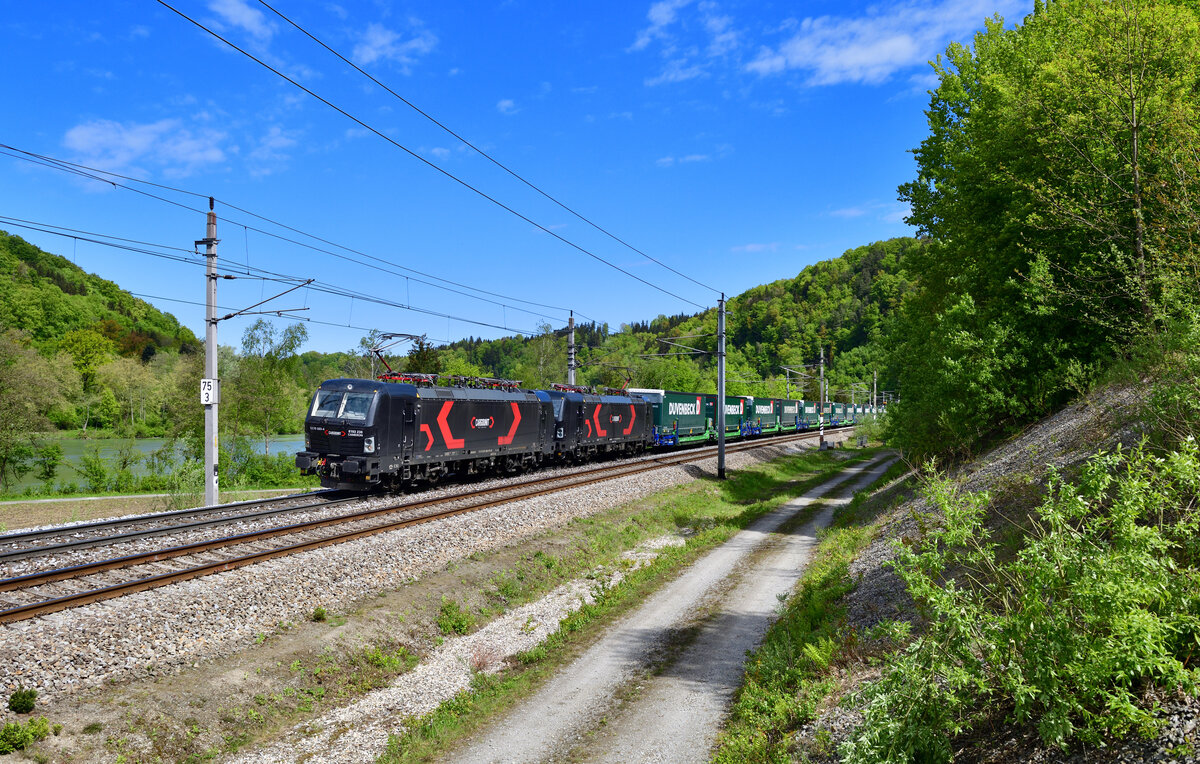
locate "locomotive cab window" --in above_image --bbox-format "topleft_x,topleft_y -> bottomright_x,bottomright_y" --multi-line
311,391 -> 376,421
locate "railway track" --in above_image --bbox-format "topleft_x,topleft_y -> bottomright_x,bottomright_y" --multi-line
0,428 -> 846,625
0,490 -> 350,563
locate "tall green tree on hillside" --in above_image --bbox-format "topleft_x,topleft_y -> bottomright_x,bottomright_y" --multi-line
60,328 -> 115,392
889,0 -> 1200,456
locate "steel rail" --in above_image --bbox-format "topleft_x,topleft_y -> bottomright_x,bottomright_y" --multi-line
0,428 -> 848,624
0,495 -> 360,563
0,489 -> 342,545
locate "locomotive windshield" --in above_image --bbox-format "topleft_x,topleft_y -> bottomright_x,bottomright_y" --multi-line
311,390 -> 375,421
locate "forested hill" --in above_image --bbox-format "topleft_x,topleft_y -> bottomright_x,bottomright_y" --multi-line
0,231 -> 198,359
441,237 -> 920,401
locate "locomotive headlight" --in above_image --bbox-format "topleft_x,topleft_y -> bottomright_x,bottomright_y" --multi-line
304,431 -> 311,449
363,436 -> 376,454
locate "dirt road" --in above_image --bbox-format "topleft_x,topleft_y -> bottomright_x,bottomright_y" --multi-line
451,453 -> 897,763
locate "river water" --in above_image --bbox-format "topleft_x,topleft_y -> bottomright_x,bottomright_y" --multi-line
9,434 -> 306,493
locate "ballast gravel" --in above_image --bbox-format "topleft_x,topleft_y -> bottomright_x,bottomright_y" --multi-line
0,432 -> 850,703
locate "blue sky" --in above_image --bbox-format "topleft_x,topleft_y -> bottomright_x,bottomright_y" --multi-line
0,0 -> 1031,354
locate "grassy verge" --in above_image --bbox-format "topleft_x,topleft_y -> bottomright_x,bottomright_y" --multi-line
713,459 -> 913,763
96,639 -> 422,763
379,448 -> 887,763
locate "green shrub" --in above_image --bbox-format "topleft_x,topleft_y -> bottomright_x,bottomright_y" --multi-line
0,716 -> 49,754
1145,316 -> 1200,449
436,597 -> 475,636
311,606 -> 327,622
842,443 -> 1200,763
74,447 -> 110,493
7,687 -> 36,714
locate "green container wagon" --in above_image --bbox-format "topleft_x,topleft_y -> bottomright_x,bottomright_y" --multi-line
801,401 -> 818,429
751,398 -> 782,434
628,388 -> 713,446
779,399 -> 802,431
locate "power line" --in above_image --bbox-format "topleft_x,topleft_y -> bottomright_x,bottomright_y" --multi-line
128,291 -> 451,344
0,144 -> 587,323
256,0 -> 720,298
0,215 -> 540,336
154,0 -> 708,311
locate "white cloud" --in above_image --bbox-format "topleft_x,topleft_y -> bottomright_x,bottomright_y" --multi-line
745,0 -> 1026,85
631,0 -> 694,51
496,99 -> 518,115
63,118 -> 229,178
428,147 -> 451,159
703,8 -> 738,57
352,20 -> 437,70
830,207 -> 866,218
829,201 -> 913,224
656,153 -> 710,166
248,125 -> 298,166
880,203 -> 912,224
645,59 -> 706,86
633,0 -> 743,86
208,0 -> 274,42
731,242 -> 779,253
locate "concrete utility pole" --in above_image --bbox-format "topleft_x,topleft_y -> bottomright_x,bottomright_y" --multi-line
717,293 -> 726,479
567,311 -> 576,385
819,347 -> 825,449
199,199 -> 220,507
873,369 -> 878,418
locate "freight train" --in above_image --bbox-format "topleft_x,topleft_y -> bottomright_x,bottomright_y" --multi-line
294,375 -> 881,490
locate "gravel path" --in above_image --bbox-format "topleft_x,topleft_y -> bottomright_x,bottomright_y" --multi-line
450,453 -> 896,764
0,433 -> 850,703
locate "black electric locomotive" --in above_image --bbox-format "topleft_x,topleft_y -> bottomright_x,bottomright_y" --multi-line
295,378 -> 553,489
296,378 -> 653,490
543,387 -> 653,460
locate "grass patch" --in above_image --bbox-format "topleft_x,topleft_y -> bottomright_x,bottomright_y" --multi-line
378,449 -> 888,763
109,638 -> 420,762
436,597 -> 475,636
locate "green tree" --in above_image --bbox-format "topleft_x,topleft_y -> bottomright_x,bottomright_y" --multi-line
33,443 -> 63,485
890,0 -> 1200,457
0,330 -> 69,489
405,336 -> 442,375
97,356 -> 155,433
228,320 -> 309,454
59,328 -> 115,392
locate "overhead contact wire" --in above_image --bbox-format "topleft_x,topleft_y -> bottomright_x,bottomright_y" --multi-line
0,144 -> 584,323
257,0 -> 720,298
154,0 -> 707,311
0,216 -> 538,335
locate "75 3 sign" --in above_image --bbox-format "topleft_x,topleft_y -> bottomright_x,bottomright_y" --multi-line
200,378 -> 220,405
